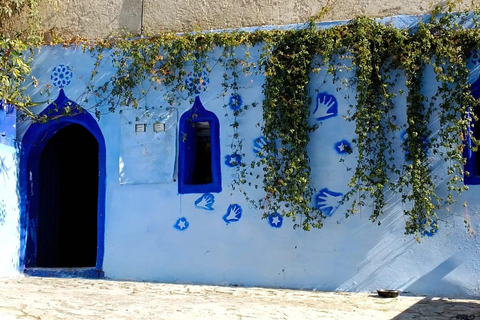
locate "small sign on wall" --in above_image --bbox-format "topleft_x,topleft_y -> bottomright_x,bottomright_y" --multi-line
153,122 -> 166,132
135,124 -> 147,133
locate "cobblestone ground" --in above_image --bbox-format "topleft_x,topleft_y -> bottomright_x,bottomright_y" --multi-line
0,276 -> 479,319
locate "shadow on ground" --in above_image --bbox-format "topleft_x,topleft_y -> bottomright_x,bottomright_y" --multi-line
392,298 -> 480,320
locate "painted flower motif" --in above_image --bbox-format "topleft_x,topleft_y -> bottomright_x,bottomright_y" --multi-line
334,140 -> 352,154
268,212 -> 283,228
229,94 -> 243,111
420,219 -> 437,237
51,65 -> 73,88
185,71 -> 210,94
0,200 -> 6,226
174,217 -> 189,231
225,154 -> 242,167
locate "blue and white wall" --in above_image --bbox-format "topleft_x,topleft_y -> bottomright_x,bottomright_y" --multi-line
0,102 -> 20,277
14,16 -> 480,297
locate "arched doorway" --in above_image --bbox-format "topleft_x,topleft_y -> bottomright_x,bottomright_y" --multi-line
37,124 -> 98,267
20,89 -> 106,276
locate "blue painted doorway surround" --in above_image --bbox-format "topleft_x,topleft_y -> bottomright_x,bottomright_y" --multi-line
19,89 -> 106,277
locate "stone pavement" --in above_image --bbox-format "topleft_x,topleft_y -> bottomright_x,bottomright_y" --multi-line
0,276 -> 479,319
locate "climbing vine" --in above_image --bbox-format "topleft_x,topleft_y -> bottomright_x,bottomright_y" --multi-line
340,18 -> 405,224
259,25 -> 320,230
6,1 -> 480,237
0,0 -> 43,118
83,3 -> 480,236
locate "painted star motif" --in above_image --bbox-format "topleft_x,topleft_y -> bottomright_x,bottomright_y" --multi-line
334,140 -> 351,155
271,216 -> 281,225
268,212 -> 283,228
225,154 -> 241,167
177,220 -> 186,229
174,217 -> 189,231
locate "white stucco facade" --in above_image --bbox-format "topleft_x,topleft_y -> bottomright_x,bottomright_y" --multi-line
0,15 -> 479,298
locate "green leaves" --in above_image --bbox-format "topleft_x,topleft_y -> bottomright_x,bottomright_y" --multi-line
0,36 -> 37,117
257,24 -> 323,230
79,3 -> 480,236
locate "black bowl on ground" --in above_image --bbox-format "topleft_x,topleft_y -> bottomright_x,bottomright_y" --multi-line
377,290 -> 401,298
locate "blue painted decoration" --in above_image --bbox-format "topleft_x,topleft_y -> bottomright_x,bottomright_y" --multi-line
174,217 -> 189,231
185,71 -> 210,94
51,65 -> 72,88
23,268 -> 104,279
0,200 -> 5,226
468,51 -> 480,66
0,99 -> 16,145
334,140 -> 352,154
464,74 -> 480,185
20,89 -> 106,273
222,204 -> 242,224
315,188 -> 343,217
313,92 -> 338,121
229,94 -> 243,111
194,193 -> 215,210
420,219 -> 437,237
253,136 -> 268,158
268,212 -> 283,228
178,96 -> 221,194
225,153 -> 242,167
0,155 -> 10,182
0,99 -> 14,114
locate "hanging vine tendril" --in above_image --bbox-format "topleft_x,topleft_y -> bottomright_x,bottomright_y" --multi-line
8,1 -> 480,237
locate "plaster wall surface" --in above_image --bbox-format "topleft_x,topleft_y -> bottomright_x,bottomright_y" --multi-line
35,0 -> 477,39
17,16 -> 480,298
0,126 -> 20,277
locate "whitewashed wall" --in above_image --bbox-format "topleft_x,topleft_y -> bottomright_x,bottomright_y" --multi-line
0,111 -> 20,277
17,17 -> 480,297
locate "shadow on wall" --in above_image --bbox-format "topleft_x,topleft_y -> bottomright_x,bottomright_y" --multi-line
334,148 -> 472,295
391,298 -> 480,319
334,190 -> 418,292
404,253 -> 468,297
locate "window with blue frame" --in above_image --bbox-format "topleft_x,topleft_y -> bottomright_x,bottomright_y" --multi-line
465,75 -> 480,184
178,97 -> 221,194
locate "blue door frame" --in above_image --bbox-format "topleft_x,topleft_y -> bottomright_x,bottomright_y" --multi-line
19,89 -> 106,277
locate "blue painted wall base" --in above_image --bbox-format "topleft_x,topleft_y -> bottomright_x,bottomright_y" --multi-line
24,267 -> 104,279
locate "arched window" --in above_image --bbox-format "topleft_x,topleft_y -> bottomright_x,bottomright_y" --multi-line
178,97 -> 221,194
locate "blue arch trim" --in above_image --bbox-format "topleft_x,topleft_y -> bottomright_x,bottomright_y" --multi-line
19,89 -> 106,275
465,76 -> 480,185
178,96 -> 221,194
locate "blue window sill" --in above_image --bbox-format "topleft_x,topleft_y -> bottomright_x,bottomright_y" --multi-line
179,182 -> 222,194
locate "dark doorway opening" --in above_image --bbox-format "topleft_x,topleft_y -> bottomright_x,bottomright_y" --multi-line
192,121 -> 212,185
36,124 -> 98,267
